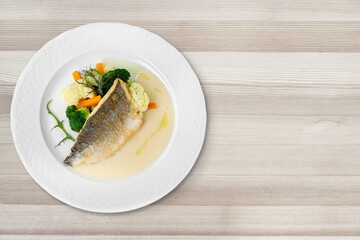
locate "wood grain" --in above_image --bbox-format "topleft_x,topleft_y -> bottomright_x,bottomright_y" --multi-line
2,20 -> 360,51
2,0 -> 360,237
2,205 -> 360,236
3,173 -> 360,206
1,0 -> 360,21
1,238 -> 360,240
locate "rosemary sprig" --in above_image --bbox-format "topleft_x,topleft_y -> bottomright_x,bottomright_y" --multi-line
46,100 -> 75,147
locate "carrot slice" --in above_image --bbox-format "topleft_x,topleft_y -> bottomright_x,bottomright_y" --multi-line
76,95 -> 102,109
148,102 -> 157,109
72,71 -> 82,81
96,63 -> 105,75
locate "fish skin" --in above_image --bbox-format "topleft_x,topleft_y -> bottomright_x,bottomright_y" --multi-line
64,79 -> 142,167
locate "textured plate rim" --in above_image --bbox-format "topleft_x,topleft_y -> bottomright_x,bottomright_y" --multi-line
11,23 -> 207,213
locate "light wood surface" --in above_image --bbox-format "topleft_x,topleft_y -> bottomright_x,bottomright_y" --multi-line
1,0 -> 360,238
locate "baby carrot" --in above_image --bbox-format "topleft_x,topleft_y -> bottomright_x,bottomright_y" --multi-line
96,63 -> 105,75
72,71 -> 82,81
76,95 -> 102,109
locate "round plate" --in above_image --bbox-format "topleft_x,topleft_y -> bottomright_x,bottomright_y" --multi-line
11,23 -> 206,213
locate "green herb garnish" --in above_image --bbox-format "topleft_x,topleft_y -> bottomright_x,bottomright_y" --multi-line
77,67 -> 131,97
46,100 -> 75,147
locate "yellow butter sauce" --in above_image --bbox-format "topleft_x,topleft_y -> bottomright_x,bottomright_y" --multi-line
73,62 -> 174,180
137,112 -> 169,155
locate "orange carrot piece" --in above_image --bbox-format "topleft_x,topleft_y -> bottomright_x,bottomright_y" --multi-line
72,71 -> 82,81
76,96 -> 102,109
148,102 -> 157,109
96,63 -> 105,75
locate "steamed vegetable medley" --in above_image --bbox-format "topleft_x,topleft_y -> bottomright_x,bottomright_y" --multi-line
61,62 -> 150,132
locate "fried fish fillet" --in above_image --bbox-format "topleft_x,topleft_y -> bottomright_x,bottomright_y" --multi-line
64,79 -> 142,167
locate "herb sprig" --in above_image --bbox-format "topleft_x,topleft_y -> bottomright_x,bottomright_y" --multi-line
76,67 -> 131,97
46,100 -> 75,147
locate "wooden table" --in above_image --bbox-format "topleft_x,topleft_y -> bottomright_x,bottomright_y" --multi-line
1,0 -> 360,238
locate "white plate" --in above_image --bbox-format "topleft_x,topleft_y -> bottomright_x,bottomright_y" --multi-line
11,23 -> 206,213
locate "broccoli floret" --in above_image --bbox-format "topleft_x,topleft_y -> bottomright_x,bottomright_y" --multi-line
66,105 -> 90,132
100,68 -> 131,96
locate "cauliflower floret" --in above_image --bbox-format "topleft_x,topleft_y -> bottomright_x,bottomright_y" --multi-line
129,83 -> 149,116
60,82 -> 96,105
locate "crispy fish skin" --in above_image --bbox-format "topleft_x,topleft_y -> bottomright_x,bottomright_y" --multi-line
64,79 -> 142,167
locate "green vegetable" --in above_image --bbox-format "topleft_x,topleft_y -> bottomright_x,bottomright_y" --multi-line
78,67 -> 131,97
100,68 -> 131,96
66,105 -> 90,132
83,69 -> 102,86
77,68 -> 101,96
46,100 -> 75,147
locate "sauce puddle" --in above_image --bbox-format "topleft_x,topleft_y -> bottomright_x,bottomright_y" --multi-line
137,112 -> 169,155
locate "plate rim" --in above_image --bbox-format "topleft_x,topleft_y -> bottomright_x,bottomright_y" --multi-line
11,22 -> 207,213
